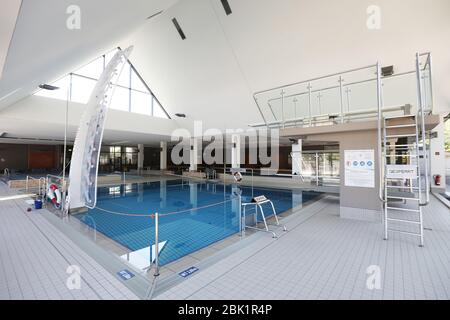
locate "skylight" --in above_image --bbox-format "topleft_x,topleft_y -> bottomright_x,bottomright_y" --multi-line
35,48 -> 170,119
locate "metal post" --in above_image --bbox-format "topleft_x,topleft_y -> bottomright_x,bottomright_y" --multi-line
238,194 -> 242,236
317,92 -> 323,116
376,62 -> 384,204
415,53 -> 429,206
307,83 -> 312,126
428,53 -> 434,113
293,98 -> 298,126
62,84 -> 69,212
315,152 -> 319,186
281,90 -> 285,129
154,212 -> 160,276
345,87 -> 351,112
339,76 -> 344,123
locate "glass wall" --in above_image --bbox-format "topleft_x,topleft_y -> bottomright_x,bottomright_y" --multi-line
98,146 -> 139,173
35,48 -> 170,119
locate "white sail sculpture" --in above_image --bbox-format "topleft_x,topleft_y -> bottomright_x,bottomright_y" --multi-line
68,46 -> 133,210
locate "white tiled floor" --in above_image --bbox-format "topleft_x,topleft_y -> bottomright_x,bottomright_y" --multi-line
2,180 -> 449,300
0,183 -> 138,300
155,196 -> 450,300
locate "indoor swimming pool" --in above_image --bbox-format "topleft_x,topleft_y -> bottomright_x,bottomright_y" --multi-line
75,180 -> 320,266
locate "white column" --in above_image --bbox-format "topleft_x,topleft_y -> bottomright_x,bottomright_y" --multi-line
231,134 -> 241,168
292,139 -> 302,177
189,137 -> 198,172
430,114 -> 446,191
137,144 -> 144,172
160,141 -> 167,170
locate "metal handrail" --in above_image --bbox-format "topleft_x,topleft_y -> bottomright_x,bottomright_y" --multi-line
376,62 -> 386,204
267,70 -> 416,105
249,104 -> 408,128
415,53 -> 430,206
254,64 -> 378,97
253,64 -> 379,127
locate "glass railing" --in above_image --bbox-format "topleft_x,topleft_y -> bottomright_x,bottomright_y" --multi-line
251,53 -> 433,128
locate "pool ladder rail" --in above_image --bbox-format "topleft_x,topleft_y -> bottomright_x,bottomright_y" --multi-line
240,196 -> 287,238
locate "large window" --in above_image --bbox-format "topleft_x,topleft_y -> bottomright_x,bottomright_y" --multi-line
35,48 -> 170,119
98,145 -> 139,173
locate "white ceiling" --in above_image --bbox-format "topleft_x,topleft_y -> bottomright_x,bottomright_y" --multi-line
119,0 -> 450,131
1,0 -> 449,147
0,0 -> 21,80
0,0 -> 179,110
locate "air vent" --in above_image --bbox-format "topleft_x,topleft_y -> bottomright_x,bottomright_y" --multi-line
38,84 -> 59,90
382,66 -> 394,77
221,0 -> 232,15
172,18 -> 186,40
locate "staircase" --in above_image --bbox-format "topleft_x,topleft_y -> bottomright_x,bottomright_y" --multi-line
382,115 -> 425,246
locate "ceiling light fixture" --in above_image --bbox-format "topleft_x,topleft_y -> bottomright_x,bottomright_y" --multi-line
172,18 -> 186,40
221,0 -> 232,15
39,84 -> 60,90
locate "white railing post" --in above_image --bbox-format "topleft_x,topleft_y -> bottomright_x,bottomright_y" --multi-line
153,212 -> 160,277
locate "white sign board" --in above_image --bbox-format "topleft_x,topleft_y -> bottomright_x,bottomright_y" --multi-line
386,165 -> 417,179
344,150 -> 375,188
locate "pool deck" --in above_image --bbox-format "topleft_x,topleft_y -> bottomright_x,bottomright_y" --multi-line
0,182 -> 138,300
1,179 -> 450,300
154,195 -> 450,300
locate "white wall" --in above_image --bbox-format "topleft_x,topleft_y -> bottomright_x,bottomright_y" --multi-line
119,0 -> 450,131
0,95 -> 178,145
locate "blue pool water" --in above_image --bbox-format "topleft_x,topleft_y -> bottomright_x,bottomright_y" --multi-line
76,180 -> 320,265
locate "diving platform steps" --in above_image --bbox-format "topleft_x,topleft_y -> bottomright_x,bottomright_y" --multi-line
382,114 -> 424,247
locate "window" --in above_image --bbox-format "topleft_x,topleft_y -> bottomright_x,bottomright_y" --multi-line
34,48 -> 170,119
70,75 -> 96,104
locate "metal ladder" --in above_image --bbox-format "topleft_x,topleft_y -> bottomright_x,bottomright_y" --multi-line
382,114 -> 424,246
377,53 -> 431,247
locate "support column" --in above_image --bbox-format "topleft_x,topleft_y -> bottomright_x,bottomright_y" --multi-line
137,144 -> 144,172
160,141 -> 167,171
430,114 -> 446,192
189,137 -> 199,172
231,134 -> 241,168
291,139 -> 302,177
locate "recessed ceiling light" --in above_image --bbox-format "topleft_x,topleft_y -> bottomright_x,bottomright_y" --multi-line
221,0 -> 232,15
39,84 -> 60,90
172,18 -> 186,40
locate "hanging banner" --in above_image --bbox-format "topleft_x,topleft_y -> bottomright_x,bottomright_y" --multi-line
344,150 -> 375,188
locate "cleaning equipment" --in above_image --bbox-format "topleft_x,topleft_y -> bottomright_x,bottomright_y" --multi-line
47,184 -> 61,209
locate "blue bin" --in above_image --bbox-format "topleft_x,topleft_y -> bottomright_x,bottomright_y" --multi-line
34,199 -> 42,210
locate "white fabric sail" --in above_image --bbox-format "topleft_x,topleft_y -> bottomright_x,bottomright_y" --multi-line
68,46 -> 133,210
